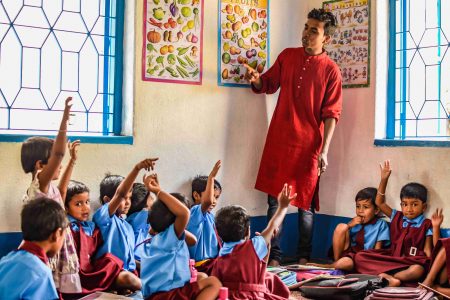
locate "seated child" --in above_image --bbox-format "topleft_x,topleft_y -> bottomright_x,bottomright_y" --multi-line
65,180 -> 141,293
127,182 -> 154,261
311,187 -> 390,271
0,197 -> 68,299
93,157 -> 158,274
140,173 -> 222,300
187,160 -> 222,274
354,160 -> 433,286
211,184 -> 294,300
20,97 -> 81,293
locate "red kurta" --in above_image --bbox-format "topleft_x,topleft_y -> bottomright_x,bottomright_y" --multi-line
211,240 -> 290,300
252,47 -> 343,210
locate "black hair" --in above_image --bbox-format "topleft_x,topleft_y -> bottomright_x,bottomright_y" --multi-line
191,175 -> 222,200
307,8 -> 338,36
400,182 -> 428,203
99,174 -> 124,204
22,197 -> 68,241
355,187 -> 377,206
21,137 -> 54,173
148,193 -> 192,233
215,205 -> 250,242
65,180 -> 90,207
128,182 -> 150,216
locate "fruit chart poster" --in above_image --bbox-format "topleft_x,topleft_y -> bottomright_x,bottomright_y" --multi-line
323,0 -> 370,88
142,0 -> 204,84
218,0 -> 270,87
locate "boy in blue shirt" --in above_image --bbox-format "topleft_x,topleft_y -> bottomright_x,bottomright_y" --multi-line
0,197 -> 68,300
141,173 -> 222,299
187,160 -> 222,274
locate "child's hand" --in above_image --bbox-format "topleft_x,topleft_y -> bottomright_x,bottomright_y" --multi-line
379,160 -> 392,180
277,184 -> 297,208
209,160 -> 221,179
348,216 -> 363,228
431,208 -> 444,228
143,173 -> 160,194
62,97 -> 73,122
68,140 -> 80,161
135,158 -> 159,172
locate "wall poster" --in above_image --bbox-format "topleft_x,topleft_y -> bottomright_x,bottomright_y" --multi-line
142,0 -> 203,85
218,0 -> 270,87
323,0 -> 370,88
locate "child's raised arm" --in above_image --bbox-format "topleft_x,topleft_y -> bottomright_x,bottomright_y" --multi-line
58,140 -> 80,201
108,158 -> 158,216
200,160 -> 221,212
376,160 -> 393,218
260,184 -> 296,246
431,208 -> 443,247
144,174 -> 190,238
38,97 -> 72,193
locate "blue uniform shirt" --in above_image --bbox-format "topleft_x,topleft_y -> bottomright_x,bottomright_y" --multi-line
187,204 -> 219,261
391,209 -> 433,236
349,218 -> 390,249
93,203 -> 136,271
126,210 -> 151,261
141,224 -> 191,297
0,250 -> 58,300
219,235 -> 268,261
68,215 -> 96,236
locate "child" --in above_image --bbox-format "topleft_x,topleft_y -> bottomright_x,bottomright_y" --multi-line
0,197 -> 68,299
65,180 -> 141,293
21,97 -> 81,293
127,182 -> 154,261
187,160 -> 222,274
141,173 -> 222,300
93,157 -> 158,274
211,184 -> 294,300
354,160 -> 433,286
311,187 -> 390,271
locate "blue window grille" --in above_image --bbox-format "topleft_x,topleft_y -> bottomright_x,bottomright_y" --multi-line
0,0 -> 125,137
387,0 -> 450,141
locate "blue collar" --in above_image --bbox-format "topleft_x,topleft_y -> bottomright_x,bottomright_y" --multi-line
402,213 -> 424,225
68,215 -> 95,235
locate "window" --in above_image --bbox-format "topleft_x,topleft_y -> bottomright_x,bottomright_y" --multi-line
0,0 -> 130,143
386,0 -> 450,143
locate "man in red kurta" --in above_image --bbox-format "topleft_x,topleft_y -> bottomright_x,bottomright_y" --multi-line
245,8 -> 343,266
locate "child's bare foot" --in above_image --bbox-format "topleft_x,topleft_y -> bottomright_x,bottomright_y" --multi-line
268,259 -> 280,267
379,273 -> 401,287
421,278 -> 434,288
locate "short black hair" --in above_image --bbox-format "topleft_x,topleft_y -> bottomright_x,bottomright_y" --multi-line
22,197 -> 68,241
355,187 -> 377,206
191,175 -> 222,200
128,183 -> 150,216
215,205 -> 250,242
400,182 -> 428,203
148,193 -> 192,233
21,137 -> 54,173
307,8 -> 338,36
65,180 -> 90,207
99,174 -> 124,204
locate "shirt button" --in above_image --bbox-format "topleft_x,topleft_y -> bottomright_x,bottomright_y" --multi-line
300,77 -> 303,80
303,68 -> 306,70
297,85 -> 300,88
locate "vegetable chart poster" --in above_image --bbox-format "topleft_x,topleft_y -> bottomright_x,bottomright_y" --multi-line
218,0 -> 269,87
142,0 -> 203,84
323,0 -> 370,88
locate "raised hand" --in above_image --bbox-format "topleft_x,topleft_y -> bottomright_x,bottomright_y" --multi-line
63,97 -> 73,122
209,160 -> 221,178
277,184 -> 297,208
143,173 -> 160,194
68,140 -> 80,162
431,208 -> 444,228
379,160 -> 392,180
135,158 -> 159,172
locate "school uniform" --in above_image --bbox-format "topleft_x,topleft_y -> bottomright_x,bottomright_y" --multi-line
126,210 -> 151,261
68,216 -> 123,293
430,238 -> 450,284
186,204 -> 220,274
211,236 -> 290,300
0,241 -> 59,300
354,210 -> 432,276
93,203 -> 136,272
141,224 -> 200,300
342,217 -> 390,259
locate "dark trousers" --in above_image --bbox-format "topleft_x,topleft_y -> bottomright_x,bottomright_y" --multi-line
267,194 -> 315,262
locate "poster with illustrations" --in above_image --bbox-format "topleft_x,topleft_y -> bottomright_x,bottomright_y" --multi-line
323,0 -> 370,88
142,0 -> 203,84
218,0 -> 269,87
